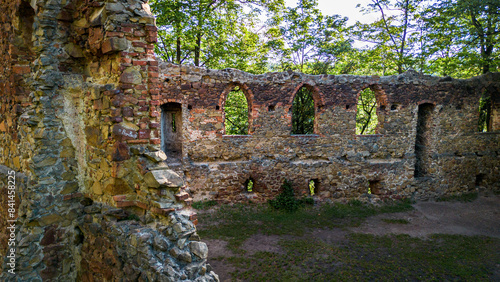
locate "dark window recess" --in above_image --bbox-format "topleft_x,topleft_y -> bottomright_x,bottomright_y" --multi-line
368,180 -> 381,195
188,105 -> 192,110
292,87 -> 315,134
414,103 -> 435,177
74,226 -> 84,245
346,105 -> 350,110
216,105 -> 220,110
161,102 -> 182,161
475,174 -> 485,186
391,104 -> 398,111
17,2 -> 35,49
268,105 -> 275,112
309,179 -> 319,196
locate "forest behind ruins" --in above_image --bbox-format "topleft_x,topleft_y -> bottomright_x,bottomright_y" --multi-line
150,0 -> 500,135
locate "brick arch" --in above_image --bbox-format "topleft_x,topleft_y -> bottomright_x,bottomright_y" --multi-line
156,98 -> 184,125
289,83 -> 324,135
219,82 -> 254,135
354,84 -> 388,108
288,83 -> 325,108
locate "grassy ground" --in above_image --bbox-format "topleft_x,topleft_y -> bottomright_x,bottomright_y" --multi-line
196,199 -> 500,281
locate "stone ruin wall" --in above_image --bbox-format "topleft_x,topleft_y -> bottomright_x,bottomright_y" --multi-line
0,0 -> 217,280
159,65 -> 500,203
0,0 -> 499,280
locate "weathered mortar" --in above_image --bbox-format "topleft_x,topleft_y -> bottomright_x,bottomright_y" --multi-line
0,0 -> 499,280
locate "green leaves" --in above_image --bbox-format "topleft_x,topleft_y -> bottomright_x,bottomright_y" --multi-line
269,0 -> 352,73
291,87 -> 315,134
151,0 -> 279,72
225,88 -> 249,135
356,88 -> 378,135
421,0 -> 500,77
151,0 -> 498,78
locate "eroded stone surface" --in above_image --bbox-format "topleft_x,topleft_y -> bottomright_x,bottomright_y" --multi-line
0,0 -> 498,280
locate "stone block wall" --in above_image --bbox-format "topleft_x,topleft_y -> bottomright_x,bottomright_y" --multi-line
0,0 -> 499,280
0,0 -> 217,280
154,65 -> 500,203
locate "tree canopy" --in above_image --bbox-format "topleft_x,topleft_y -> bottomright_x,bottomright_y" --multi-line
150,0 -> 499,134
150,0 -> 498,78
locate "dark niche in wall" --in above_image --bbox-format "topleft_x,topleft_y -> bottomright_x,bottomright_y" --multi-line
414,103 -> 435,178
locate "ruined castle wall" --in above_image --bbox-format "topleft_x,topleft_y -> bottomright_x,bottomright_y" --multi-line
1,0 -> 217,280
0,0 -> 498,279
155,65 -> 500,202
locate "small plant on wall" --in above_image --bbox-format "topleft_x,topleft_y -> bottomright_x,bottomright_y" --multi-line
269,180 -> 302,212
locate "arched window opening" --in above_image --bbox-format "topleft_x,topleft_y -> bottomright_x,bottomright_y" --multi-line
161,102 -> 182,161
292,87 -> 315,134
356,88 -> 378,135
478,90 -> 491,132
224,86 -> 249,135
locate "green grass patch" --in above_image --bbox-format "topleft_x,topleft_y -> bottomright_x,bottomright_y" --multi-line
192,200 -> 218,210
437,192 -> 479,203
225,234 -> 499,281
381,218 -> 410,224
197,199 -> 413,252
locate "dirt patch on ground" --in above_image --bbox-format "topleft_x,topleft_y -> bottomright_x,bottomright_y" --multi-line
203,195 -> 500,281
351,195 -> 500,238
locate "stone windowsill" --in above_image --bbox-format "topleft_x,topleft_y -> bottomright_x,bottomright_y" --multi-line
475,131 -> 500,135
222,134 -> 252,138
355,134 -> 384,138
290,134 -> 320,138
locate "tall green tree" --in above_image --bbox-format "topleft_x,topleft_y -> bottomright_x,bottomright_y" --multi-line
150,0 -> 282,72
354,0 -> 424,74
422,0 -> 500,77
267,0 -> 352,74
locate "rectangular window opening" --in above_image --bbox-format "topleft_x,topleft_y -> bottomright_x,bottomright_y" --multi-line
309,179 -> 319,196
368,180 -> 381,195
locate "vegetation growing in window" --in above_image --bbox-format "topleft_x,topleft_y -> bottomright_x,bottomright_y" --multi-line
291,87 -> 315,134
245,179 -> 254,192
224,87 -> 249,135
478,94 -> 491,132
309,180 -> 315,195
356,88 -> 378,135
